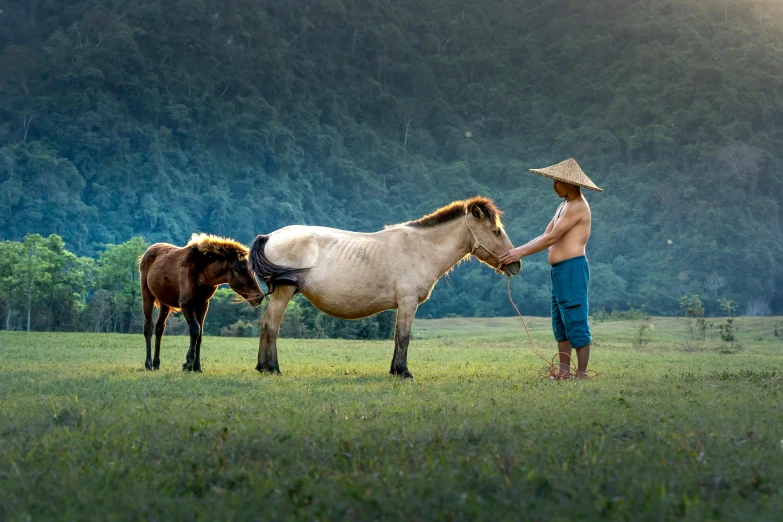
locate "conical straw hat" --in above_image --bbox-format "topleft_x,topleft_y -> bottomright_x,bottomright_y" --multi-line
529,158 -> 602,192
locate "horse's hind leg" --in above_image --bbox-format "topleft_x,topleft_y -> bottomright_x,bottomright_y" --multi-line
152,305 -> 171,370
390,297 -> 419,380
142,280 -> 155,371
256,286 -> 295,374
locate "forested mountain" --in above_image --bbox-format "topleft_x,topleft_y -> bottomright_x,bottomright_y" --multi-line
1,0 -> 782,319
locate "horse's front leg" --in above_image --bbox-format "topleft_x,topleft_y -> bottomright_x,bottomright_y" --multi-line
390,297 -> 418,380
256,286 -> 295,374
192,302 -> 209,373
181,307 -> 201,372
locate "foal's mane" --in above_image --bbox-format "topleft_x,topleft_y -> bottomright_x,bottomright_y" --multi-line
187,233 -> 249,260
391,196 -> 503,229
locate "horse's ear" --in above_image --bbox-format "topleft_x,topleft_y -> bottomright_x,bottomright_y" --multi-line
471,205 -> 485,220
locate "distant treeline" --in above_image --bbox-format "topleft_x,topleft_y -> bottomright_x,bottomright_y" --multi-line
0,234 -> 395,338
2,233 -> 755,339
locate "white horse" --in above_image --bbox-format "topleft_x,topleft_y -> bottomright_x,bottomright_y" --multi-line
249,197 -> 521,379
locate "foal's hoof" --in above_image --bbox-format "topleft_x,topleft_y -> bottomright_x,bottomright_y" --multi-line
144,360 -> 153,371
152,359 -> 160,371
255,363 -> 281,375
182,361 -> 194,372
390,368 -> 415,380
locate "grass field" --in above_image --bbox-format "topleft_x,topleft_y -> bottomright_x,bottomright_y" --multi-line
1,316 -> 782,521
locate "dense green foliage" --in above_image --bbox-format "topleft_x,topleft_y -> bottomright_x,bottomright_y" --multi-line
1,318 -> 782,520
0,233 -> 156,333
1,0 -> 782,318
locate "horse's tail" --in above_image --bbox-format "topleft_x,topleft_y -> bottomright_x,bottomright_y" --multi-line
139,244 -> 168,277
139,245 -> 166,307
138,248 -> 153,274
248,234 -> 306,294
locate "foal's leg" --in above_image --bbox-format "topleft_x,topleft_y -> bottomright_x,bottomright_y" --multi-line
390,297 -> 419,379
152,305 -> 170,370
142,283 -> 155,371
192,302 -> 209,373
181,307 -> 201,372
256,286 -> 295,374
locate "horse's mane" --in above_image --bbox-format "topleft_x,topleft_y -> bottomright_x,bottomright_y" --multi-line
390,196 -> 503,229
187,233 -> 249,260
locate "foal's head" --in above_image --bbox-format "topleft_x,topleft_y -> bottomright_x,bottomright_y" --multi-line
464,198 -> 521,277
226,255 -> 266,307
189,234 -> 265,307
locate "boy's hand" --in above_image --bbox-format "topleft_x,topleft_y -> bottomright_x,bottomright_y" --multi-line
498,247 -> 524,265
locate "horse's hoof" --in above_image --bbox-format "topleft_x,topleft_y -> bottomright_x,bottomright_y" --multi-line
182,363 -> 194,372
255,364 -> 281,375
144,360 -> 153,371
152,360 -> 160,371
390,368 -> 415,380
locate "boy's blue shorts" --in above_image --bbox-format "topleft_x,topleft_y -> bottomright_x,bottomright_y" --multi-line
550,256 -> 592,349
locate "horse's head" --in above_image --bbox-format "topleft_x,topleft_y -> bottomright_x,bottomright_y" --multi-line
467,203 -> 521,277
228,256 -> 266,307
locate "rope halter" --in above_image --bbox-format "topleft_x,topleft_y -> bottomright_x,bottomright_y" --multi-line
464,213 -> 502,260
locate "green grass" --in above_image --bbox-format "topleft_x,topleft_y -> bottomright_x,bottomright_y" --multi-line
1,317 -> 783,521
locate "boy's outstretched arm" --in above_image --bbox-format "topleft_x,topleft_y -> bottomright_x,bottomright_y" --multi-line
498,205 -> 581,264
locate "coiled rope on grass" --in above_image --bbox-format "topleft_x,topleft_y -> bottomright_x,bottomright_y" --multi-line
505,278 -> 601,381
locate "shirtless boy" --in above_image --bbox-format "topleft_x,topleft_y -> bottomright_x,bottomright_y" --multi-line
498,158 -> 602,379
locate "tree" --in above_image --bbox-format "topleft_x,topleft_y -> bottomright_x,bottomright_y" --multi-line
0,241 -> 24,330
680,294 -> 706,341
0,45 -> 43,96
716,144 -> 764,186
37,235 -> 90,331
0,141 -> 91,250
94,237 -> 149,333
717,297 -> 738,345
0,46 -> 44,142
19,234 -> 53,332
704,273 -> 726,301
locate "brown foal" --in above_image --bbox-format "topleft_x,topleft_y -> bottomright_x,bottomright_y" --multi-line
139,234 -> 264,372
